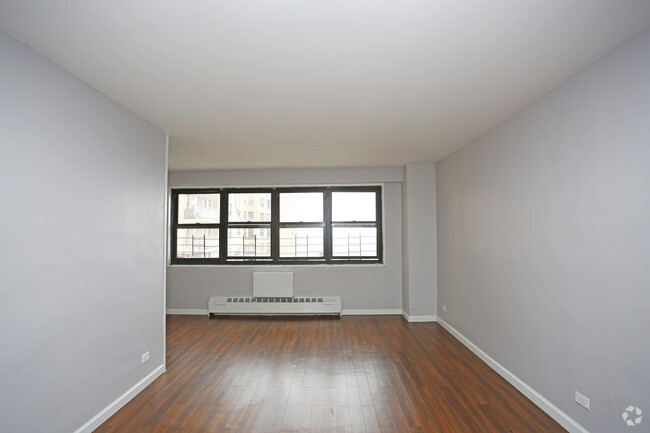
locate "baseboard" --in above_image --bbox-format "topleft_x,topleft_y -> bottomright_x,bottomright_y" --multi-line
167,308 -> 208,315
342,309 -> 402,316
436,318 -> 588,433
401,311 -> 437,322
168,308 -> 402,316
73,364 -> 165,433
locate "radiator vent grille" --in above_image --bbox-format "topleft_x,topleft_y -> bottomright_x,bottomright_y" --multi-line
209,295 -> 341,316
227,297 -> 324,303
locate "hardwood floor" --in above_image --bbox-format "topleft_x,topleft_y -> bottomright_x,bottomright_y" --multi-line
95,315 -> 566,433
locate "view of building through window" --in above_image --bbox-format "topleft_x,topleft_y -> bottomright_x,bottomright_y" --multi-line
172,187 -> 381,264
280,192 -> 324,258
176,194 -> 220,259
227,193 -> 271,257
331,191 -> 377,257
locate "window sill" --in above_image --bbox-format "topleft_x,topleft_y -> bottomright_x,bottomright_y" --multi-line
167,262 -> 385,269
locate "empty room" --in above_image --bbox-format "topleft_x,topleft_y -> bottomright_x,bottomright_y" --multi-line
1,1 -> 649,433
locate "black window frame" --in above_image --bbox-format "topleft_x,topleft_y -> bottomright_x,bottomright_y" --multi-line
170,186 -> 383,265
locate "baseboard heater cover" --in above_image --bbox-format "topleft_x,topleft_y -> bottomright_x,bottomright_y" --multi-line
210,272 -> 341,316
208,296 -> 342,316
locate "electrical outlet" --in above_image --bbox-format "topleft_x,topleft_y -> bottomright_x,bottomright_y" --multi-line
141,351 -> 150,364
575,391 -> 590,410
442,305 -> 447,313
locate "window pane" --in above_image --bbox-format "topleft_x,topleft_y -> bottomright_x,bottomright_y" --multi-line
332,192 -> 376,222
332,227 -> 377,257
176,228 -> 219,258
178,194 -> 220,224
228,193 -> 271,222
228,228 -> 271,257
280,193 -> 323,222
280,227 -> 324,258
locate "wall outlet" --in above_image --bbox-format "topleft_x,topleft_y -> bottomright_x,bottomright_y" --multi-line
575,390 -> 590,410
442,305 -> 447,312
141,351 -> 150,364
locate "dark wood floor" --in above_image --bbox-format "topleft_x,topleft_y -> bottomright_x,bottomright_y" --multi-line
95,315 -> 566,433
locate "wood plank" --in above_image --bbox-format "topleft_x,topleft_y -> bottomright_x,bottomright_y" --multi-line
93,315 -> 567,433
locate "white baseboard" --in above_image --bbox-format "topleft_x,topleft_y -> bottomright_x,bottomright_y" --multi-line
436,318 -> 588,433
342,309 -> 402,316
167,308 -> 208,315
73,364 -> 165,433
168,308 -> 403,316
401,311 -> 437,322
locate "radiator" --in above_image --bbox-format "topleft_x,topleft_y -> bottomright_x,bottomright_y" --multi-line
208,272 -> 342,317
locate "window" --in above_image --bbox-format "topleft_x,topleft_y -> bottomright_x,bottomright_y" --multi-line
171,186 -> 382,265
174,193 -> 220,259
280,192 -> 324,259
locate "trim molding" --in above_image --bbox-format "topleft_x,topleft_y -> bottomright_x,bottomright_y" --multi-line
401,311 -> 437,322
342,309 -> 402,316
167,308 -> 403,316
73,364 -> 165,433
162,132 -> 169,372
436,318 -> 588,433
167,308 -> 208,315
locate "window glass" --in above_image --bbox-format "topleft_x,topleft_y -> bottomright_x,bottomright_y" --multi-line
332,227 -> 377,257
280,227 -> 324,258
332,192 -> 376,222
178,194 -> 220,224
227,228 -> 271,257
176,228 -> 219,258
280,192 -> 323,222
228,193 -> 271,222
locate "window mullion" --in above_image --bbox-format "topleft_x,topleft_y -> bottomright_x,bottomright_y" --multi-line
271,189 -> 280,261
324,189 -> 332,262
219,190 -> 228,264
376,187 -> 383,263
170,192 -> 179,264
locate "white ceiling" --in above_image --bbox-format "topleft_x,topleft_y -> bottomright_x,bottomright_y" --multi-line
2,1 -> 650,171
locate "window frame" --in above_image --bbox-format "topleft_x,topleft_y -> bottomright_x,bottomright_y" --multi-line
279,190 -> 325,260
170,185 -> 383,265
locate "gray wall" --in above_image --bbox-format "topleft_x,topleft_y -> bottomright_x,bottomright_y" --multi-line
167,168 -> 403,312
436,26 -> 650,432
402,163 -> 437,318
0,32 -> 167,433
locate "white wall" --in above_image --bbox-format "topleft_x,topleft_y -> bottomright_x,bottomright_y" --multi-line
0,32 -> 167,433
167,168 -> 403,313
402,163 -> 437,319
436,26 -> 650,432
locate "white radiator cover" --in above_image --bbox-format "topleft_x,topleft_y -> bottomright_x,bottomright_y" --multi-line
208,272 -> 341,316
208,296 -> 342,316
253,272 -> 294,298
